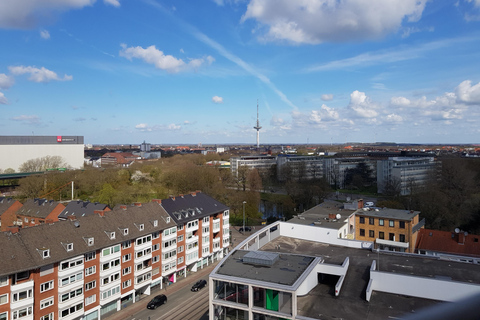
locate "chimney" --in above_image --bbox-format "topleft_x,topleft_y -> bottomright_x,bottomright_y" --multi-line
328,213 -> 336,219
46,219 -> 54,224
68,216 -> 77,221
95,210 -> 105,217
7,226 -> 19,234
134,202 -> 142,207
120,205 -> 127,210
179,194 -> 184,198
358,199 -> 364,209
190,191 -> 197,196
152,199 -> 162,204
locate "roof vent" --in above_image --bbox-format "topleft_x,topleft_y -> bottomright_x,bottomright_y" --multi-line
243,251 -> 279,267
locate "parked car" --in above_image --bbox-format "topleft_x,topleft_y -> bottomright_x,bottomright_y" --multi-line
147,294 -> 167,309
191,279 -> 207,292
365,201 -> 375,207
239,226 -> 252,232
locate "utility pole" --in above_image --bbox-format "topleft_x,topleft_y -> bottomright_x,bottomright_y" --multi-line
242,201 -> 246,233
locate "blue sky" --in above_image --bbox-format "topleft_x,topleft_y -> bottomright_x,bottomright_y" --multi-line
1,0 -> 480,145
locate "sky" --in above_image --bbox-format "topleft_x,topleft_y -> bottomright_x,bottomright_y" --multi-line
1,0 -> 480,145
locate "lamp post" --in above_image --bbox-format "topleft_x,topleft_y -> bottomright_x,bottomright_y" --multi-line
242,201 -> 246,233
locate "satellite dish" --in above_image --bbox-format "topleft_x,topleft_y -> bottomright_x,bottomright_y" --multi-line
73,221 -> 80,228
336,213 -> 342,220
455,228 -> 460,234
346,197 -> 351,201
464,231 -> 468,236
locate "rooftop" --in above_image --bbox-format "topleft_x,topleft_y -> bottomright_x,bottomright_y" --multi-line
355,207 -> 420,220
216,249 -> 315,286
287,200 -> 353,230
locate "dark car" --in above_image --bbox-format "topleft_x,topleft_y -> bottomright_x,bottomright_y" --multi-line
147,294 -> 167,309
191,279 -> 207,292
239,226 -> 252,232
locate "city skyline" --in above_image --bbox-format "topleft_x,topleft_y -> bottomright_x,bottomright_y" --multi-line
1,1 -> 480,145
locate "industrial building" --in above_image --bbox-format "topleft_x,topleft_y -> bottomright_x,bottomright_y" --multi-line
0,136 -> 84,172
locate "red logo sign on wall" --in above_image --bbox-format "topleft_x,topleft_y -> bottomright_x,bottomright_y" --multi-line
57,136 -> 62,142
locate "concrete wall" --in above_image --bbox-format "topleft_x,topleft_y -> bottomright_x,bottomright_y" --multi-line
277,222 -> 373,250
0,144 -> 84,171
368,261 -> 480,302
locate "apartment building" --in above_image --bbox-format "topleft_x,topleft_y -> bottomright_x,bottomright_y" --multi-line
276,155 -> 324,181
58,202 -> 111,221
377,157 -> 437,195
323,158 -> 376,189
229,156 -> 276,177
351,207 -> 425,253
15,199 -> 65,228
0,192 -> 229,320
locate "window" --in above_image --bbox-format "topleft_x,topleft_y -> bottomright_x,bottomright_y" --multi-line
102,245 -> 120,257
136,235 -> 152,246
399,221 -> 406,229
177,246 -> 184,253
85,251 -> 96,261
40,313 -> 54,320
379,219 -> 384,226
135,248 -> 152,259
389,220 -> 395,227
379,231 -> 385,239
101,286 -> 120,300
101,273 -> 120,286
40,249 -> 50,259
163,250 -> 176,260
187,220 -> 198,228
122,240 -> 131,249
86,237 -> 94,246
369,218 -> 374,225
60,302 -> 83,318
389,233 -> 395,241
153,231 -> 160,239
66,243 -> 74,252
122,280 -> 131,289
123,253 -> 131,262
399,234 -> 406,242
135,273 -> 151,285
166,217 -> 171,223
12,307 -> 32,319
40,280 -> 54,292
203,217 -> 210,224
163,238 -> 176,249
60,288 -> 83,303
40,297 -> 54,309
359,229 -> 365,237
108,232 -> 115,240
60,258 -> 83,271
85,295 -> 96,306
122,267 -> 131,276
85,266 -> 96,276
0,312 -> 7,320
0,276 -> 8,287
369,230 -> 375,238
137,223 -> 144,231
152,255 -> 160,263
60,272 -> 83,287
177,224 -> 183,231
152,244 -> 160,251
0,293 -> 7,305
359,217 -> 365,224
85,280 -> 96,291
177,235 -> 184,242
121,228 -> 128,236
153,220 -> 158,227
224,210 -> 229,217
12,289 -> 33,302
101,259 -> 120,271
16,271 -> 29,281
177,256 -> 184,264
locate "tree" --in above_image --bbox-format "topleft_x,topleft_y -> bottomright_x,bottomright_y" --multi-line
19,156 -> 67,172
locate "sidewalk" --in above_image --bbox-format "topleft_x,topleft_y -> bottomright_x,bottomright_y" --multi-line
105,261 -> 219,320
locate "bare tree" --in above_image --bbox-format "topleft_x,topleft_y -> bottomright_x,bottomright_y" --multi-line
19,156 -> 67,172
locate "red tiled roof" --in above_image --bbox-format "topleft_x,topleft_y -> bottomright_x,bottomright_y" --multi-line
416,228 -> 480,257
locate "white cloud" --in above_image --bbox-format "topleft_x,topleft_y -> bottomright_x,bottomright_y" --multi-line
212,96 -> 223,103
212,0 -> 224,5
135,123 -> 151,131
8,65 -> 72,83
242,0 -> 428,44
104,0 -> 120,7
11,115 -> 41,124
0,74 -> 14,89
0,92 -> 7,104
168,123 -> 181,130
385,113 -> 403,123
455,80 -> 480,104
0,0 -> 95,29
119,44 -> 214,73
390,96 -> 411,107
309,105 -> 339,123
348,90 -> 379,118
321,94 -> 333,101
40,29 -> 50,39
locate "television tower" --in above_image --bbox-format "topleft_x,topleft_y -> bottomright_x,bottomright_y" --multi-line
253,100 -> 262,148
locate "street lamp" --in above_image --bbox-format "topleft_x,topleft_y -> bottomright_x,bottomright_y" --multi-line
242,201 -> 246,233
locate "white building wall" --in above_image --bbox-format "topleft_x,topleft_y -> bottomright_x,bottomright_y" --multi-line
0,144 -> 84,172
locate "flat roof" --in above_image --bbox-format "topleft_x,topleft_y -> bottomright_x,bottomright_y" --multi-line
260,236 -> 480,320
287,200 -> 353,230
356,207 -> 420,220
216,249 -> 315,286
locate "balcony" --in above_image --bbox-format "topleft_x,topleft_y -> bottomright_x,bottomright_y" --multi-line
212,219 -> 221,233
186,234 -> 199,244
186,222 -> 199,233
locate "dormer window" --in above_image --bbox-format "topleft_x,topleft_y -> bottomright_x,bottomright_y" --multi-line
120,228 -> 128,236
83,237 -> 94,246
137,224 -> 144,231
166,217 -> 170,223
38,248 -> 50,259
105,231 -> 115,240
67,243 -> 73,252
153,220 -> 158,227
